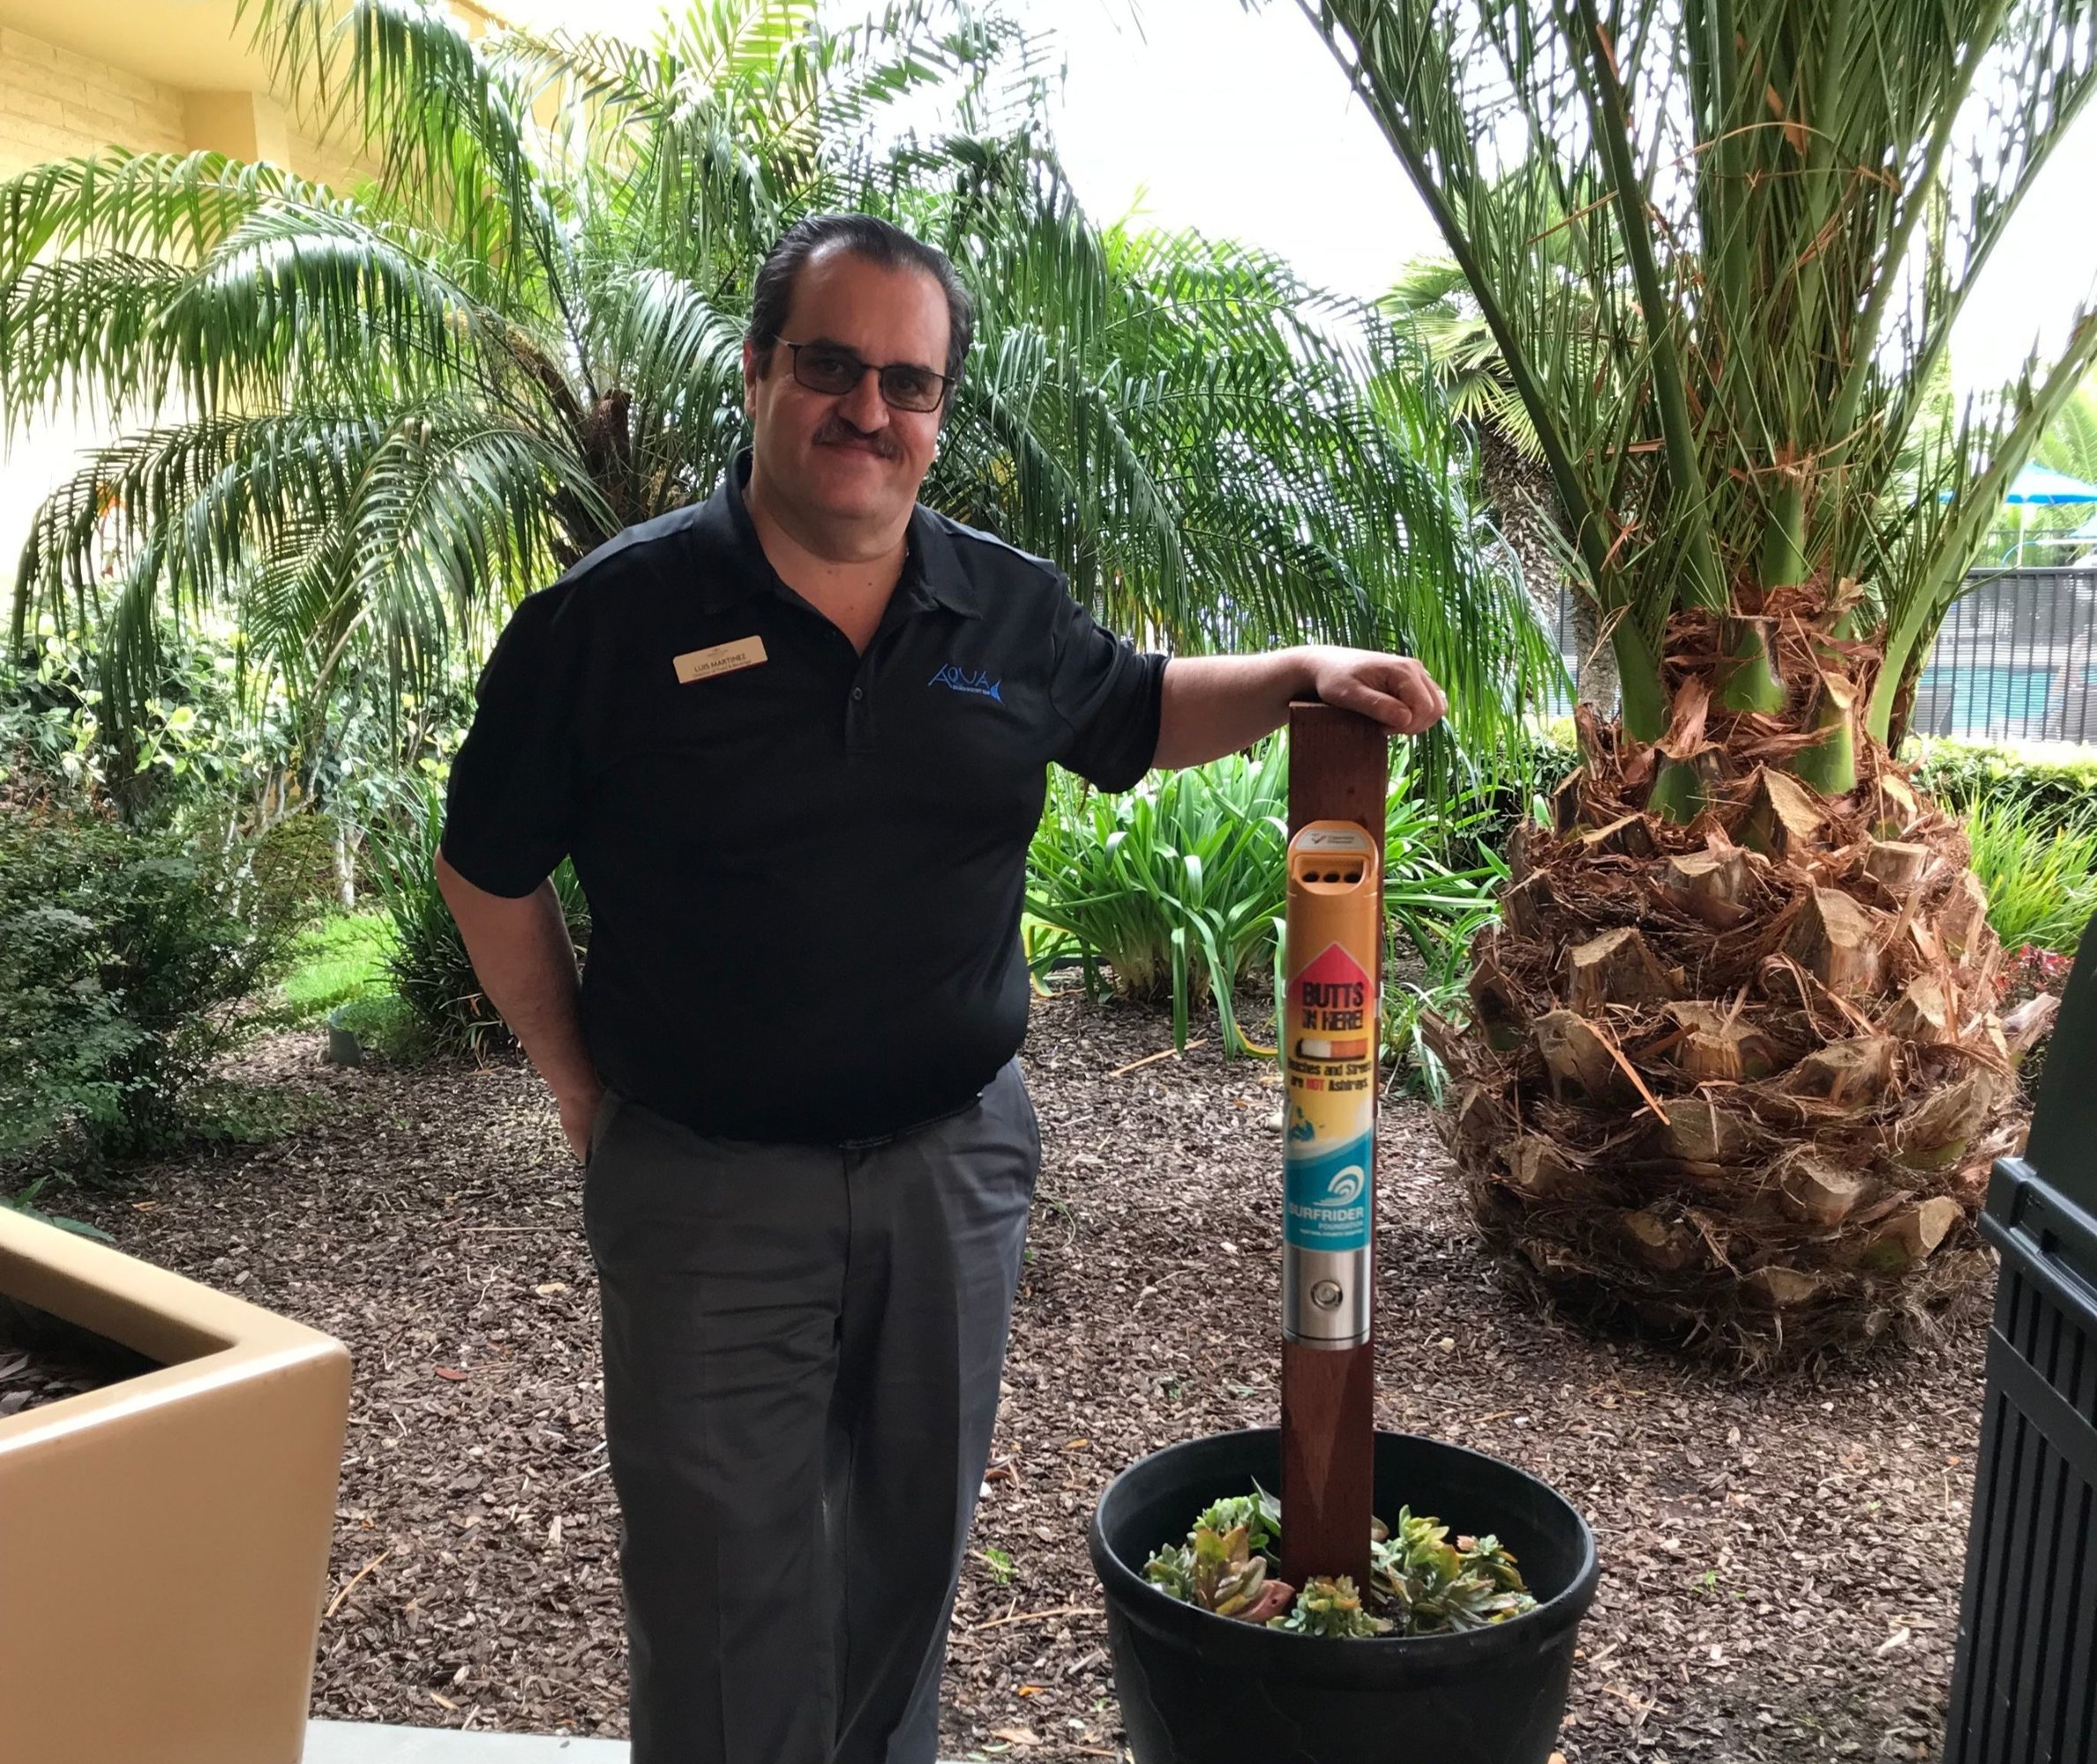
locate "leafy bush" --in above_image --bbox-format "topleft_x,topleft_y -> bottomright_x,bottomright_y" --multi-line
1383,888 -> 1503,1103
3,613 -> 480,932
1427,723 -> 1581,868
0,898 -> 145,1160
366,777 -> 588,1058
1906,738 -> 2097,834
0,810 -> 303,1162
1025,737 -> 1498,1059
1956,796 -> 2097,954
1027,744 -> 1292,1055
3,614 -> 313,827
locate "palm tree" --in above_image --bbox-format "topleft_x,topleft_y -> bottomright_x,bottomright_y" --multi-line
1386,244 -> 1621,714
2037,380 -> 2097,485
1299,0 -> 2097,1357
2001,377 -> 2097,561
0,0 -> 1550,809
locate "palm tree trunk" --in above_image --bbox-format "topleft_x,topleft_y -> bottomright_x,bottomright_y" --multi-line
1478,429 -> 1619,716
333,817 -> 357,910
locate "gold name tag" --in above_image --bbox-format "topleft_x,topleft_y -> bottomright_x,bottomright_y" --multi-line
673,636 -> 768,684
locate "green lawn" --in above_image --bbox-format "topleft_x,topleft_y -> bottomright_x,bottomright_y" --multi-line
279,910 -> 395,1021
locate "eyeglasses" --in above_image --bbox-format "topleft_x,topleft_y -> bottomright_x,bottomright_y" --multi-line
776,339 -> 954,414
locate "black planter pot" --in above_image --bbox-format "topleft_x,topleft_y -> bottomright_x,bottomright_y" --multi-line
1090,1427 -> 1599,1763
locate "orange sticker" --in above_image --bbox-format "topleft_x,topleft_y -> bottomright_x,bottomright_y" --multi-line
673,636 -> 768,684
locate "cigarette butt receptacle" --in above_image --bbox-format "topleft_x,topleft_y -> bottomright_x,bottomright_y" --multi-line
1281,819 -> 1381,1349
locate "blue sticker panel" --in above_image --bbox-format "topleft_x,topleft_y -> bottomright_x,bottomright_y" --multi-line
1284,1130 -> 1374,1251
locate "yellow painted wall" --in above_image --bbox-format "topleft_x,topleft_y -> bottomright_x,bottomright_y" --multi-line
0,17 -> 374,185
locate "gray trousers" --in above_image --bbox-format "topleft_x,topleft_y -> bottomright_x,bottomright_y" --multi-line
580,1058 -> 1039,1764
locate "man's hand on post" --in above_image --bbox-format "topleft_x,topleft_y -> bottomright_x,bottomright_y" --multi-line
1301,646 -> 1449,737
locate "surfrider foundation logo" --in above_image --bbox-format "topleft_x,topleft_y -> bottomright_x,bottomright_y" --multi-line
928,663 -> 1002,702
1325,1166 -> 1367,1206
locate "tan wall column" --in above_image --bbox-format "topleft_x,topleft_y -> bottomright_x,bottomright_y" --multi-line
181,87 -> 288,166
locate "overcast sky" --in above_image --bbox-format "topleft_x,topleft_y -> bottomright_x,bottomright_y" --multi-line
504,0 -> 2097,403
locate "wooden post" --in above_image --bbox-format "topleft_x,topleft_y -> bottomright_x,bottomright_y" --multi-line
1279,701 -> 1386,1594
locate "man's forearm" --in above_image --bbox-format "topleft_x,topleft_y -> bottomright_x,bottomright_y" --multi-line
434,851 -> 599,1108
1152,645 -> 1449,771
1152,649 -> 1319,771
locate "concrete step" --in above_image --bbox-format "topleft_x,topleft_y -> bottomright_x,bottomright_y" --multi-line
303,1721 -> 628,1760
303,1720 -> 967,1761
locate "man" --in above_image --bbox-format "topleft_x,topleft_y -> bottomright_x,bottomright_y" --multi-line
437,213 -> 1446,1764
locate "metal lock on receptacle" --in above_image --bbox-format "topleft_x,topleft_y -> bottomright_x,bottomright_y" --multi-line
1279,820 -> 1381,1349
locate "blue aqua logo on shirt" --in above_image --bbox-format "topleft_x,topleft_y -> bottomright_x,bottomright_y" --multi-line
928,663 -> 1002,702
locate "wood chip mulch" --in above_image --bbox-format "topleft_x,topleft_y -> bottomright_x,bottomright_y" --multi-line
27,990 -> 1990,1760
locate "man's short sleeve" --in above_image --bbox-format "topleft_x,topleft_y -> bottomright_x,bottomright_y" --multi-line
439,590 -> 583,897
1046,587 -> 1166,792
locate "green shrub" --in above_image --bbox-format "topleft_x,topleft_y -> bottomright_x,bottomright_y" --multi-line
1,613 -> 476,867
1955,795 -> 2097,955
366,776 -> 588,1058
1025,738 -> 1497,1059
0,810 -> 303,1162
1427,725 -> 1581,868
1382,890 -> 1503,1103
0,898 -> 146,1160
1027,744 -> 1292,1054
1906,738 -> 2097,833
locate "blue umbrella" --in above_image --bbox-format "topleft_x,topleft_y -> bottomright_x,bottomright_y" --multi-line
2003,462 -> 2097,505
2001,464 -> 2097,562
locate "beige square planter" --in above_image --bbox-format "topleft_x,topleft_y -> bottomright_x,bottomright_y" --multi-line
0,1206 -> 353,1764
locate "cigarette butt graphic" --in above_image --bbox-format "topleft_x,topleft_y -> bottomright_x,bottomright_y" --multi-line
1295,1036 -> 1370,1060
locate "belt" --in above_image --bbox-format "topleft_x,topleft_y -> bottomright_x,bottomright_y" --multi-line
834,1088 -> 986,1150
618,1068 -> 1004,1150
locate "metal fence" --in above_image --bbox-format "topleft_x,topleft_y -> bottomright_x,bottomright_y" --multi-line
1545,566 -> 2097,745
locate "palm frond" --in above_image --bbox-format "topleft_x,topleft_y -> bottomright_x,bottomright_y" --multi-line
1303,0 -> 2097,760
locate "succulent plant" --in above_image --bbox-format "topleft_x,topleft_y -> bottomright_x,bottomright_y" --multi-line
1192,1483 -> 1283,1557
1271,1574 -> 1390,1638
1146,1484 -> 1539,1638
1144,1515 -> 1297,1623
1369,1507 -> 1538,1633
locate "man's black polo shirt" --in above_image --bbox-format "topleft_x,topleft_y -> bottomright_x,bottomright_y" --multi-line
440,450 -> 1166,1144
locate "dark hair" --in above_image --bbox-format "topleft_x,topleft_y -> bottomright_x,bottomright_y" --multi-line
746,213 -> 975,390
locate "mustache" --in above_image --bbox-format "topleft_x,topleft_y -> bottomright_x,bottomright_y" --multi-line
813,416 -> 902,460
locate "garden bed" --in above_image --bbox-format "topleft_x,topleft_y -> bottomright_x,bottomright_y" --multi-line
0,1297 -> 161,1420
34,993 -> 1988,1760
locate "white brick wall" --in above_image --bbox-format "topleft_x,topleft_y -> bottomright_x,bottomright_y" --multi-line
0,25 -> 185,173
288,124 -> 364,192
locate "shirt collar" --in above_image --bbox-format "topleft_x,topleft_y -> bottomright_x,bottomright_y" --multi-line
697,448 -> 981,620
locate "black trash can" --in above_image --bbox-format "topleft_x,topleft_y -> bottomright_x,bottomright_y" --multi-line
1945,917 -> 2097,1764
1089,1427 -> 1599,1763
